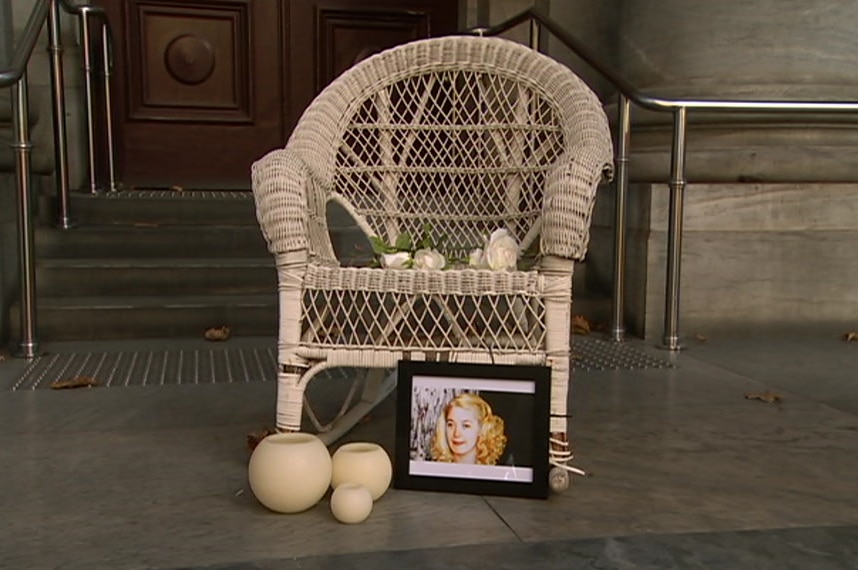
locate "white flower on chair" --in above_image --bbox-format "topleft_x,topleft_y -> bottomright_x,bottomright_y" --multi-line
483,229 -> 519,271
468,247 -> 485,268
413,248 -> 446,270
380,251 -> 412,269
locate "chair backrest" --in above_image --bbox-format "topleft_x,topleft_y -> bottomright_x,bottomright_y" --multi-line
286,35 -> 612,258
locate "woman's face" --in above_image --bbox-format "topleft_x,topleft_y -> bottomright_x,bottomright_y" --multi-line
445,405 -> 480,463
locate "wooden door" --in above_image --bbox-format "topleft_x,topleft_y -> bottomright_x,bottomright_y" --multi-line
286,0 -> 458,136
96,0 -> 458,190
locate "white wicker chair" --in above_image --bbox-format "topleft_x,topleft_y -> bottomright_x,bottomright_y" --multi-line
252,35 -> 613,486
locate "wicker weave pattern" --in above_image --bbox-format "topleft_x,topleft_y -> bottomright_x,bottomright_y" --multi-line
252,36 -> 614,474
256,36 -> 613,261
300,265 -> 547,352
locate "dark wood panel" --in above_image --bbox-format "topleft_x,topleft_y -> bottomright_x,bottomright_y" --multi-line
95,0 -> 284,188
288,0 -> 459,136
92,0 -> 459,189
129,2 -> 251,121
317,9 -> 429,89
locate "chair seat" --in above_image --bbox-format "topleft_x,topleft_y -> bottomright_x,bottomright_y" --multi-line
303,263 -> 545,296
297,263 -> 557,355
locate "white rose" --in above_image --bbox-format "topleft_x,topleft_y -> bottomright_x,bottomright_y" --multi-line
468,247 -> 486,268
380,251 -> 412,269
413,248 -> 446,270
484,228 -> 519,271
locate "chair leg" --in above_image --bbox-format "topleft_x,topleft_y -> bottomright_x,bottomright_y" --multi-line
276,364 -> 309,433
547,355 -> 586,492
312,368 -> 396,446
291,365 -> 397,446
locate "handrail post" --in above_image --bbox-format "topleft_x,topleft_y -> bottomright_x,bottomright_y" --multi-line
47,0 -> 73,227
12,72 -> 40,359
78,7 -> 98,193
661,107 -> 687,351
529,18 -> 541,51
101,21 -> 117,192
610,94 -> 631,342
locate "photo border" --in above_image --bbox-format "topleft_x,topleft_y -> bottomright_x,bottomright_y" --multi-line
394,360 -> 551,499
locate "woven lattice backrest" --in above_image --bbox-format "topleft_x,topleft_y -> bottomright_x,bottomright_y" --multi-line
287,36 -> 612,259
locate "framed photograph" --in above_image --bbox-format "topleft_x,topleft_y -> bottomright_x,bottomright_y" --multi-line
393,360 -> 551,499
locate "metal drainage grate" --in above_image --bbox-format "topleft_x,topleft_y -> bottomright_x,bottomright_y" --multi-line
9,337 -> 671,391
10,346 -> 279,391
571,335 -> 674,372
103,189 -> 252,200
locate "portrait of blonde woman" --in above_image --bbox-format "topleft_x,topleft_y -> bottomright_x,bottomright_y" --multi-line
431,392 -> 507,465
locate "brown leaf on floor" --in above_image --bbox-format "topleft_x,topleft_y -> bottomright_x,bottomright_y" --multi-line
843,331 -> 858,342
743,390 -> 782,404
204,326 -> 231,341
50,376 -> 99,390
572,315 -> 591,335
0,351 -> 7,363
247,427 -> 276,452
171,185 -> 184,192
694,332 -> 708,342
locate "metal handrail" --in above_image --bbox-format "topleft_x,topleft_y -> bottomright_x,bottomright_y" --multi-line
470,7 -> 858,350
0,1 -> 50,87
1,0 -> 114,357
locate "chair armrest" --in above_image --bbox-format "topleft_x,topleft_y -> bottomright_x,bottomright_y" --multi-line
541,150 -> 614,260
252,148 -> 336,262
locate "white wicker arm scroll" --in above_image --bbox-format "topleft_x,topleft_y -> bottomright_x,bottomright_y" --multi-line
251,148 -> 337,264
542,150 -> 614,260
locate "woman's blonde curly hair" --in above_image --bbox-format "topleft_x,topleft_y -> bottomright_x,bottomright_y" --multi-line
431,392 -> 507,465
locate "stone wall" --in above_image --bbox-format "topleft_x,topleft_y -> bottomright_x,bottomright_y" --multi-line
589,182 -> 858,339
546,1 -> 858,339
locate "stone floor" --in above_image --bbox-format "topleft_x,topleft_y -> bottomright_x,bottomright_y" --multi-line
1,331 -> 857,569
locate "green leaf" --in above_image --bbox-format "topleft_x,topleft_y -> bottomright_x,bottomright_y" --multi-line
417,223 -> 434,249
370,236 -> 394,255
395,232 -> 413,251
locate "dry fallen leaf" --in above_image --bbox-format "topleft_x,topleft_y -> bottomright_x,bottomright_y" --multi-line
205,326 -> 231,342
572,315 -> 591,335
171,185 -> 184,192
50,376 -> 99,390
843,331 -> 858,343
247,426 -> 276,451
694,333 -> 708,342
743,390 -> 782,404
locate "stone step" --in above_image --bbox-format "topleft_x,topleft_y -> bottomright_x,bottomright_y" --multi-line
39,190 -> 260,227
20,189 -> 277,341
35,224 -> 269,259
35,258 -> 277,296
10,294 -> 278,341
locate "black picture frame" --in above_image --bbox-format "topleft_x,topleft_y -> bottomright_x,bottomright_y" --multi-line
394,360 -> 551,499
